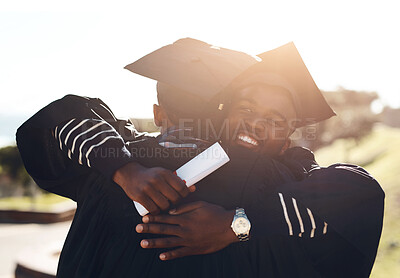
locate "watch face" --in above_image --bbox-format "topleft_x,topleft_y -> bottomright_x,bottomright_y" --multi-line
233,217 -> 249,234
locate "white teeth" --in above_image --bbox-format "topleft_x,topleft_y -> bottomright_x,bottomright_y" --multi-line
238,135 -> 259,146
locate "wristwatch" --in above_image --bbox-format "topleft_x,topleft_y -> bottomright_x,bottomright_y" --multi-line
231,208 -> 251,241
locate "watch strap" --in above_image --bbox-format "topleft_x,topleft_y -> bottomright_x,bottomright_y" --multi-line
236,208 -> 246,217
233,208 -> 251,242
237,233 -> 250,241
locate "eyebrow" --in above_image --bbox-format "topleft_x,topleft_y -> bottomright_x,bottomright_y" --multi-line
236,97 -> 257,105
268,109 -> 287,122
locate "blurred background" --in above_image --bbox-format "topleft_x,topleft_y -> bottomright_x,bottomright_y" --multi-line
1,1 -> 399,277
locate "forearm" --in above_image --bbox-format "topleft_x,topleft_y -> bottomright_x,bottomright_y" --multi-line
244,193 -> 328,240
220,209 -> 239,244
275,164 -> 384,264
17,95 -> 102,179
17,94 -> 139,198
55,118 -> 134,179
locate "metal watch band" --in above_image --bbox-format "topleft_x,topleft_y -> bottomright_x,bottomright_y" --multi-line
236,208 -> 246,217
237,233 -> 250,241
234,208 -> 250,242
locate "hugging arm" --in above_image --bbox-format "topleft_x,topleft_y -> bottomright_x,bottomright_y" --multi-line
136,189 -> 328,261
16,94 -> 134,200
276,164 -> 384,275
138,161 -> 384,276
137,152 -> 329,260
17,95 -> 189,212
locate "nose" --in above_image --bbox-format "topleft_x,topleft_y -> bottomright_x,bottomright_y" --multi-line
244,116 -> 268,141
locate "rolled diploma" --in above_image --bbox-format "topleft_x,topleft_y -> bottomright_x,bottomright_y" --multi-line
134,142 -> 230,216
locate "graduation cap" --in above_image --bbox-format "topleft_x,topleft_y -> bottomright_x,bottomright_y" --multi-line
124,38 -> 260,100
236,42 -> 336,127
124,38 -> 260,117
125,38 -> 335,127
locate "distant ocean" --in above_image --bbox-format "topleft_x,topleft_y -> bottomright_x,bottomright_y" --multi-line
0,114 -> 28,148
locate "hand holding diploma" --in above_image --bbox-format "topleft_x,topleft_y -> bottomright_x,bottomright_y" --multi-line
113,163 -> 189,215
134,142 -> 230,216
113,142 -> 230,215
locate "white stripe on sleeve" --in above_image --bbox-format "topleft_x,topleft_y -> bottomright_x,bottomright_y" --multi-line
71,122 -> 107,154
58,119 -> 76,150
292,198 -> 305,237
64,119 -> 90,146
91,108 -> 104,120
85,135 -> 121,167
323,222 -> 328,234
307,208 -> 316,238
278,193 -> 293,236
100,104 -> 117,121
78,129 -> 115,165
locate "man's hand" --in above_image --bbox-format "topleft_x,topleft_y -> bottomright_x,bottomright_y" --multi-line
113,162 -> 195,215
135,201 -> 238,260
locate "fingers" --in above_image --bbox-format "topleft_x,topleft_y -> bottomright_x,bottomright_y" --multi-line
142,184 -> 170,211
140,237 -> 183,249
124,166 -> 197,214
143,168 -> 189,211
153,180 -> 181,205
169,201 -> 207,215
134,195 -> 160,215
161,170 -> 190,198
159,247 -> 193,261
142,214 -> 181,225
136,223 -> 181,236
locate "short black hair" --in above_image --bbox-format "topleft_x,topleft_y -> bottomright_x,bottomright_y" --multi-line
156,82 -> 227,140
156,82 -> 207,122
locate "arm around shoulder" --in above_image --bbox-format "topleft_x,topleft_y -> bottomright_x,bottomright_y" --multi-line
16,94 -> 137,199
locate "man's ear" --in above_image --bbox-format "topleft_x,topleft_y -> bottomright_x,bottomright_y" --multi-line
153,104 -> 163,127
279,138 -> 291,156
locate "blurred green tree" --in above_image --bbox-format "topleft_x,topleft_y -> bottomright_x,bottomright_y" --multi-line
0,146 -> 34,196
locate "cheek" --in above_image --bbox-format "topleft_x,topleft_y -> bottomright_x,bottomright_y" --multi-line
269,125 -> 289,140
227,113 -> 240,133
251,121 -> 287,140
260,139 -> 286,156
259,128 -> 288,154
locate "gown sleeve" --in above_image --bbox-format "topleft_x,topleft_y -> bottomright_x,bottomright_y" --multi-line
277,163 -> 384,273
239,146 -> 384,275
241,147 -> 327,240
16,94 -> 139,200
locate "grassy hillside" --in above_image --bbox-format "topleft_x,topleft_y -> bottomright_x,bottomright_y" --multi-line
0,193 -> 71,212
315,125 -> 400,277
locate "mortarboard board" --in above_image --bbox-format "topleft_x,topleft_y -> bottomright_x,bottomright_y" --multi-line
231,42 -> 335,128
125,38 -> 335,127
124,38 -> 260,103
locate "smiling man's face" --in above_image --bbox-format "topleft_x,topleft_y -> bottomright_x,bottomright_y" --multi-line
227,83 -> 297,156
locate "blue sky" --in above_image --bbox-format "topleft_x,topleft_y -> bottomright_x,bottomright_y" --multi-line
1,0 -> 399,146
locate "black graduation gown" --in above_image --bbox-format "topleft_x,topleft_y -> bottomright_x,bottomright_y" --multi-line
16,95 -> 384,277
